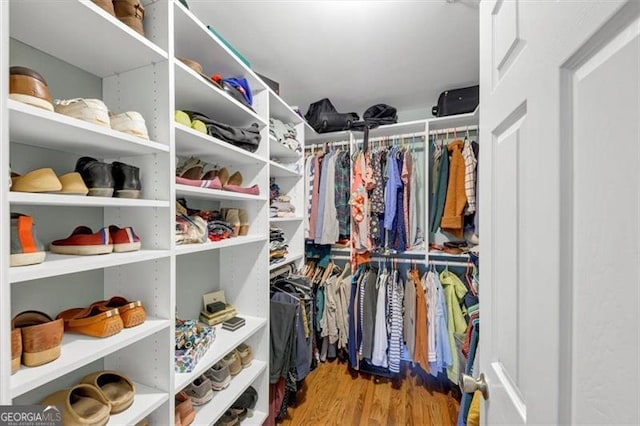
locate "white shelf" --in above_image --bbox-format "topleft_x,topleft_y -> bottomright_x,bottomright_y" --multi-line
244,411 -> 268,426
175,124 -> 265,166
428,108 -> 479,131
10,250 -> 171,284
357,120 -> 428,139
10,0 -> 168,78
191,361 -> 267,426
176,235 -> 267,256
269,160 -> 301,178
269,135 -> 302,160
108,382 -> 168,426
9,100 -> 169,157
174,61 -> 266,128
269,253 -> 304,271
305,129 -> 350,144
269,216 -> 304,223
176,184 -> 267,202
173,0 -> 264,92
428,251 -> 471,259
174,316 -> 266,392
9,192 -> 169,208
11,318 -> 170,398
268,91 -> 303,125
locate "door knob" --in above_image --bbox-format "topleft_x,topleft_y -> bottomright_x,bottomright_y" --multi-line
460,372 -> 489,400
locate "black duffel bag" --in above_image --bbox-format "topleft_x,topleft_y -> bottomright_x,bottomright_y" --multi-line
305,98 -> 359,133
183,111 -> 260,152
432,85 -> 479,117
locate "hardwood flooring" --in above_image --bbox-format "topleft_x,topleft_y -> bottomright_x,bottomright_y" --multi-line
277,359 -> 460,426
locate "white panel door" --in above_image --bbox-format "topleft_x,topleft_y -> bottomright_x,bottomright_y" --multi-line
479,0 -> 639,424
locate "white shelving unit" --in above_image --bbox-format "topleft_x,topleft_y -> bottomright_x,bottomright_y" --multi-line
0,0 -> 302,422
267,91 -> 306,275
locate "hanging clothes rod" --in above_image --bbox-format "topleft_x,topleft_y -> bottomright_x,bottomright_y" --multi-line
329,254 -> 474,267
429,125 -> 479,134
353,132 -> 427,143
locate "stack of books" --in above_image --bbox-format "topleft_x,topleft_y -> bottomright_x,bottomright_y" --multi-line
222,316 -> 245,331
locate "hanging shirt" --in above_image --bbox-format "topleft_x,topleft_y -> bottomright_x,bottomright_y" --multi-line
388,272 -> 404,374
316,151 -> 339,244
334,151 -> 351,237
429,271 -> 453,375
430,145 -> 449,233
308,155 -> 321,240
440,269 -> 469,382
402,151 -> 411,250
304,155 -> 314,239
371,270 -> 389,368
425,271 -> 438,363
441,140 -> 467,238
462,139 -> 478,214
403,269 -> 417,358
314,151 -> 332,242
412,268 -> 430,372
384,146 -> 402,231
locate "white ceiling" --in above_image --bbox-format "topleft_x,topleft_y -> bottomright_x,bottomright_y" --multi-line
189,1 -> 479,121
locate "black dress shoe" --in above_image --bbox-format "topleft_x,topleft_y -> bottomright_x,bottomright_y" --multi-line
112,161 -> 141,199
75,156 -> 114,197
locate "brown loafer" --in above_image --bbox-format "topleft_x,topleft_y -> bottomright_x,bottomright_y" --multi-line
9,66 -> 54,112
57,305 -> 123,338
13,311 -> 63,367
11,328 -> 21,374
96,297 -> 146,328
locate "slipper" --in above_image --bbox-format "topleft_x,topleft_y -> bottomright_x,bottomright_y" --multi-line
41,384 -> 111,426
175,176 -> 223,190
81,370 -> 135,414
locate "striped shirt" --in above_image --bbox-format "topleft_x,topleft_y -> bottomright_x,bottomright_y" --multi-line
462,140 -> 477,214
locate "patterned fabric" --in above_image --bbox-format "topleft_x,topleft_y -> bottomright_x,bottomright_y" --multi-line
462,139 -> 478,214
358,270 -> 368,357
388,272 -> 403,374
334,151 -> 351,237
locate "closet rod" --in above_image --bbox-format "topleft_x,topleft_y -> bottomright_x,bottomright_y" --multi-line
353,132 -> 427,143
329,255 -> 473,267
429,125 -> 479,134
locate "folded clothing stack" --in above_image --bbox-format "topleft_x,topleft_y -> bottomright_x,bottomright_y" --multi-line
270,195 -> 296,218
269,226 -> 288,264
270,118 -> 301,153
176,199 -> 240,245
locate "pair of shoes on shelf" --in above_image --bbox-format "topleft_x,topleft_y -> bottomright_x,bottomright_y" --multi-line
54,98 -> 149,139
11,168 -> 88,195
93,0 -> 146,36
76,156 -> 141,198
175,109 -> 208,134
10,213 -> 46,267
184,375 -> 214,406
57,296 -> 146,338
175,391 -> 196,426
11,311 -> 64,373
176,157 -> 260,196
219,208 -> 249,237
41,370 -> 135,425
215,386 -> 258,425
204,343 -> 253,391
50,225 -> 141,255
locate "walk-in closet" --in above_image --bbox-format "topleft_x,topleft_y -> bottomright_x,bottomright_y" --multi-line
1,1 -> 639,425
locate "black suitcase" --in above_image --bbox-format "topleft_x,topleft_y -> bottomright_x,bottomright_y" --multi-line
432,85 -> 479,117
305,98 -> 359,133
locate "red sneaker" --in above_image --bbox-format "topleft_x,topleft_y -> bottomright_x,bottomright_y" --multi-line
109,225 -> 141,252
50,226 -> 113,255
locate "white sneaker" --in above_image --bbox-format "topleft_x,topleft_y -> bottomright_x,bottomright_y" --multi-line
110,111 -> 149,139
54,98 -> 110,128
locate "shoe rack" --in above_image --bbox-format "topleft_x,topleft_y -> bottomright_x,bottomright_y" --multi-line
0,1 -> 307,425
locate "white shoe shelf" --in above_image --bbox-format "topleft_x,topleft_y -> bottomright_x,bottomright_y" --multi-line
0,0 -> 309,423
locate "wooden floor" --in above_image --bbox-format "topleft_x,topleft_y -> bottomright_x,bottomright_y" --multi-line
278,359 -> 460,426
